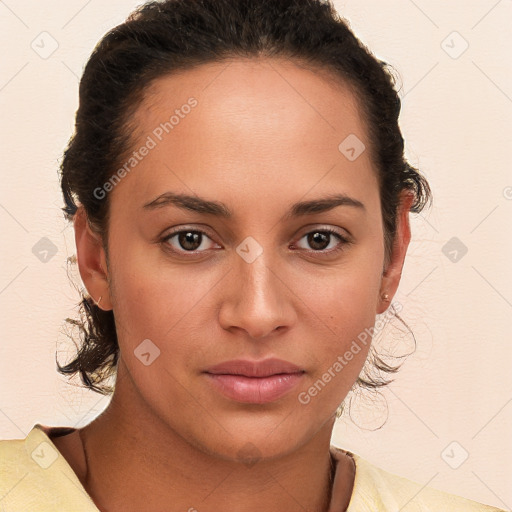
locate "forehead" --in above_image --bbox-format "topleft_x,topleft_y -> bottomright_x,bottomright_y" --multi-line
109,57 -> 378,217
137,56 -> 366,140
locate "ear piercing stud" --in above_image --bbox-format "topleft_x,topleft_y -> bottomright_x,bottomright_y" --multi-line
381,293 -> 390,302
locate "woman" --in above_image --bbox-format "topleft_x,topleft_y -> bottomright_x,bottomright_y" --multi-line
0,0 -> 505,510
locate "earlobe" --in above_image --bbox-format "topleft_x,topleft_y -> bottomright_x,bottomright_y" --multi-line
74,206 -> 113,311
376,191 -> 414,314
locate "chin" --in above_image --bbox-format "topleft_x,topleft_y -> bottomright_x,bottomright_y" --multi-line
191,424 -> 311,465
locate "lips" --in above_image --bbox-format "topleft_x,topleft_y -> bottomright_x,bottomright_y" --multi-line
204,358 -> 304,378
204,358 -> 305,404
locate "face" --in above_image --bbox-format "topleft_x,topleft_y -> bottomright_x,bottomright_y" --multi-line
76,57 -> 411,461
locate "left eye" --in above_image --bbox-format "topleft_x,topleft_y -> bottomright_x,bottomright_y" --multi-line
294,229 -> 349,253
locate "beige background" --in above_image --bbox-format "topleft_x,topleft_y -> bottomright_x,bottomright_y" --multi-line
0,0 -> 511,509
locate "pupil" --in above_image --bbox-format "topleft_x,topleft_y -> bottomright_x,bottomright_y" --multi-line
180,231 -> 201,251
309,232 -> 329,250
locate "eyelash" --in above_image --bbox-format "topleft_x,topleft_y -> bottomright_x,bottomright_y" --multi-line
160,227 -> 351,257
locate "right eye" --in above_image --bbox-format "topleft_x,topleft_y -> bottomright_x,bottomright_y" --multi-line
161,229 -> 219,255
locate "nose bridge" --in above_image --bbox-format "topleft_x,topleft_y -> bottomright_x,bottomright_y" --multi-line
219,237 -> 295,338
241,249 -> 278,303
238,244 -> 282,311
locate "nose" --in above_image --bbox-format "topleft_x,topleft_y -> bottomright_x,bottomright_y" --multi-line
218,251 -> 297,340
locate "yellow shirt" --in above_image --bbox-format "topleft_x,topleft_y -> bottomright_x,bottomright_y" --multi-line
0,424 -> 505,511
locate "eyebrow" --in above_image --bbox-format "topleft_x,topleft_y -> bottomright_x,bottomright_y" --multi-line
142,191 -> 365,218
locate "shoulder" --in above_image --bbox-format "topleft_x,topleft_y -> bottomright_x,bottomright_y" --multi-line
0,424 -> 98,511
330,446 -> 506,512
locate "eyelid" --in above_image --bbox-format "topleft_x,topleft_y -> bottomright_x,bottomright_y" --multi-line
295,224 -> 352,241
162,224 -> 216,238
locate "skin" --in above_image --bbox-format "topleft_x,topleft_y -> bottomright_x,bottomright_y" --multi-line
60,57 -> 413,512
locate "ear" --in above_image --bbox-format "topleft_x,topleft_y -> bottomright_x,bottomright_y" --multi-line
376,190 -> 414,314
74,206 -> 113,311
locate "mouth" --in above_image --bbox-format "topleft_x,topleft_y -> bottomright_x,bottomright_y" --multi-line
204,373 -> 305,404
203,358 -> 305,404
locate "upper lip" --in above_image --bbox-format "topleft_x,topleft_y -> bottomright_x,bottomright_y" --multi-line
204,358 -> 305,378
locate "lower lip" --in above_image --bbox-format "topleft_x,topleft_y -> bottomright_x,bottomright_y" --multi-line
204,372 -> 304,404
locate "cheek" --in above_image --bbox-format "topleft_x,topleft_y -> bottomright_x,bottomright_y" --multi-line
301,243 -> 383,332
294,255 -> 382,400
108,245 -> 218,370
308,281 -> 376,369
